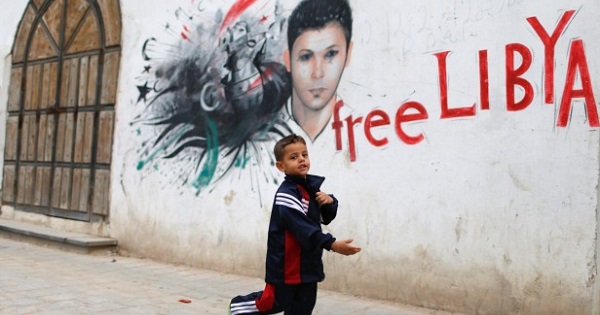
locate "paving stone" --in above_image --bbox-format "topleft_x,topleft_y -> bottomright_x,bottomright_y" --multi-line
0,237 -> 464,315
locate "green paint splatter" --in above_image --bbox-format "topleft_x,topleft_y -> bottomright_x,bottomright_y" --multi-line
235,148 -> 250,169
193,118 -> 219,190
136,125 -> 193,171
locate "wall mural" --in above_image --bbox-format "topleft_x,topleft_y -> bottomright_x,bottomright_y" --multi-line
133,0 -> 598,194
133,0 -> 295,194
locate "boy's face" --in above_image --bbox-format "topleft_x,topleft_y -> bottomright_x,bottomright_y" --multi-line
276,142 -> 310,178
285,21 -> 352,112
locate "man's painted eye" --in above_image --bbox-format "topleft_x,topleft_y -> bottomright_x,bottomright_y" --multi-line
298,52 -> 312,62
325,49 -> 339,59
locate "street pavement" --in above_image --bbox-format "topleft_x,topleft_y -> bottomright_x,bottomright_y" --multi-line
0,237 -> 462,315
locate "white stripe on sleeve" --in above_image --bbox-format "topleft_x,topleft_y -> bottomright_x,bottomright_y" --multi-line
275,193 -> 306,215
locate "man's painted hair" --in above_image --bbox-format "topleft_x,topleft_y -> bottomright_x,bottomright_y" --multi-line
287,0 -> 353,51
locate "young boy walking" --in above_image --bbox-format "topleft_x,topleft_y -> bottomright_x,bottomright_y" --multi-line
229,134 -> 361,314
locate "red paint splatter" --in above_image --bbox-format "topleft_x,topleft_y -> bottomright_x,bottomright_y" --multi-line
181,25 -> 191,41
220,0 -> 257,35
178,299 -> 192,304
260,66 -> 273,81
248,75 -> 263,92
181,31 -> 190,41
260,15 -> 268,23
248,66 -> 273,91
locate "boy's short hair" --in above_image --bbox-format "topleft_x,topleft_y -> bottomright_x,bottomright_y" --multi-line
274,134 -> 307,161
287,0 -> 353,51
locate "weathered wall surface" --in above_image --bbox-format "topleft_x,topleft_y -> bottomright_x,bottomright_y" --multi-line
1,0 -> 599,314
0,1 -> 29,189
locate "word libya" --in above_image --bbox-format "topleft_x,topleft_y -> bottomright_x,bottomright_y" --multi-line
332,9 -> 597,162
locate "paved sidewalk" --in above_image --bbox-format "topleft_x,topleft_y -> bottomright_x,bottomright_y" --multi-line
0,237 -> 461,315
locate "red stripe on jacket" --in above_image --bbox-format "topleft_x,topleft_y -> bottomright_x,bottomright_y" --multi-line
283,184 -> 311,284
284,230 -> 302,284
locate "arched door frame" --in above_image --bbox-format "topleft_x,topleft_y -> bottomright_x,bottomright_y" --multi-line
4,0 -> 121,222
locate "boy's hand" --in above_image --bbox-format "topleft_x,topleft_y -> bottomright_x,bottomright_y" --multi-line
331,239 -> 361,256
315,192 -> 333,206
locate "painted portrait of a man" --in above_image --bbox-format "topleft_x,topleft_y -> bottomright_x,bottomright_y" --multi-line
134,0 -> 353,192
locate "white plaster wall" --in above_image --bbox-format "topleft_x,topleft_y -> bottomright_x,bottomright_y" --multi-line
0,1 -> 29,199
0,0 -> 598,314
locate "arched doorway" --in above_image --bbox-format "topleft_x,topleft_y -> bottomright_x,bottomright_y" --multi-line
3,0 -> 121,222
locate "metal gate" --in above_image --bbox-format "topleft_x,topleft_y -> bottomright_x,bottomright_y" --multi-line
3,0 -> 121,222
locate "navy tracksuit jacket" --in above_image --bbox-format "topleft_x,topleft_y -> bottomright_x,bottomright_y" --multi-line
265,174 -> 338,284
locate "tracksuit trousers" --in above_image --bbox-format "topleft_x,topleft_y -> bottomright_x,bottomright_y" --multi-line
229,282 -> 317,315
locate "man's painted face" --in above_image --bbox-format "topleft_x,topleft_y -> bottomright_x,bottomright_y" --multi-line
288,22 -> 350,112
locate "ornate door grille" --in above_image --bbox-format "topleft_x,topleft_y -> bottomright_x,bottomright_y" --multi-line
4,0 -> 121,221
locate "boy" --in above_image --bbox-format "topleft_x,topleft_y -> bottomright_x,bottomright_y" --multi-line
229,134 -> 361,314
